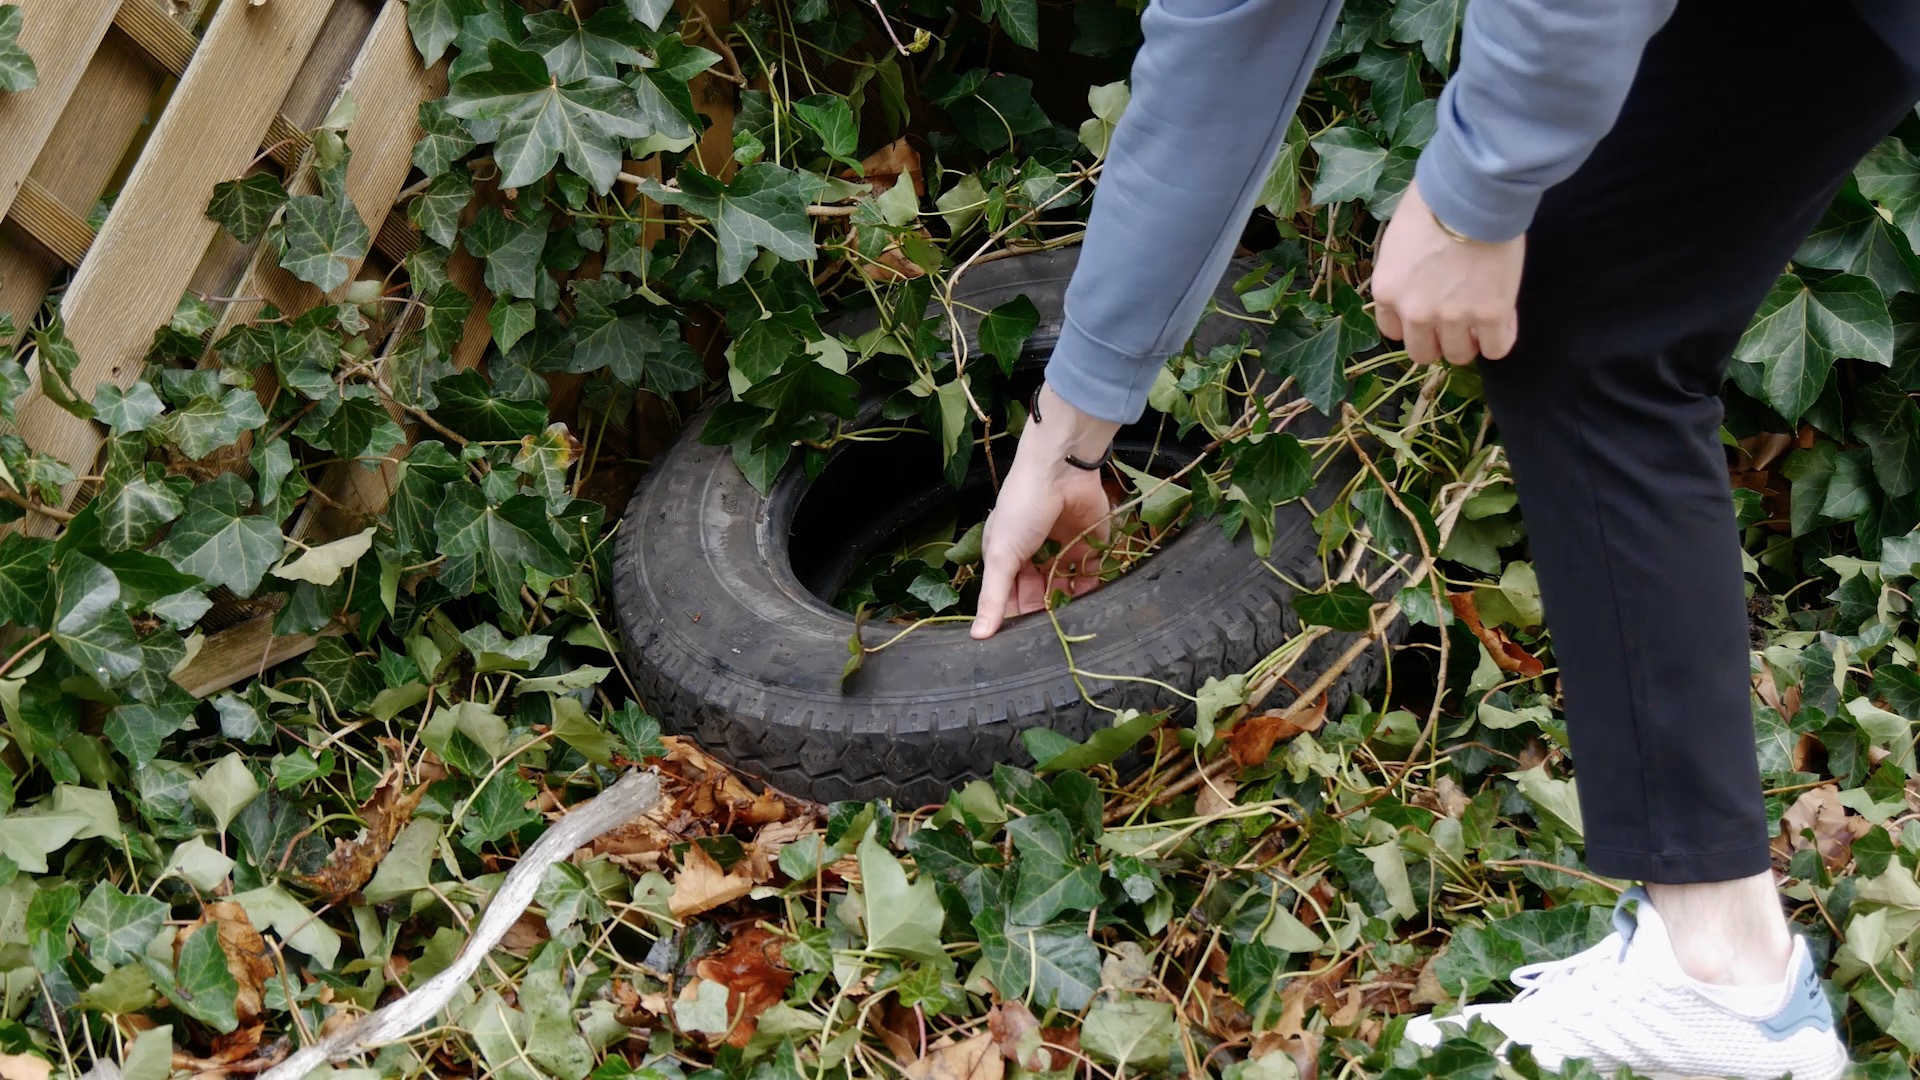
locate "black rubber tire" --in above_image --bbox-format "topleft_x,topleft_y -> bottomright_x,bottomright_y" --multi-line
612,248 -> 1391,806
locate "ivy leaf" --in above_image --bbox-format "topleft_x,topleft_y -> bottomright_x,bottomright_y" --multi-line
489,298 -> 537,354
0,533 -> 50,626
639,164 -> 820,284
413,99 -> 477,177
1309,126 -> 1390,206
157,922 -> 240,1032
409,169 -> 474,249
96,471 -> 186,553
435,485 -> 575,602
1796,187 -> 1920,299
1855,137 -> 1920,252
793,95 -> 860,170
1230,433 -> 1313,510
432,369 -> 550,440
523,7 -> 646,81
156,474 -> 282,597
1292,581 -> 1377,632
105,700 -> 196,768
92,381 -> 165,433
973,912 -> 1101,1010
1264,285 -> 1376,414
462,204 -> 549,300
149,388 -> 267,460
0,5 -> 37,92
390,441 -> 464,555
1853,377 -> 1920,498
406,0 -> 483,65
1733,273 -> 1891,425
1387,0 -> 1465,70
73,883 -> 168,968
1006,811 -> 1104,925
625,0 -> 673,29
977,294 -> 1039,375
939,72 -> 1049,151
280,189 -> 371,291
978,0 -> 1040,49
569,279 -> 702,395
206,173 -> 289,244
444,41 -> 650,193
857,827 -> 946,962
52,554 -> 142,687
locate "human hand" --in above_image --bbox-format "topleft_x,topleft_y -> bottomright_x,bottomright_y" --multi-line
970,385 -> 1120,640
1372,179 -> 1526,366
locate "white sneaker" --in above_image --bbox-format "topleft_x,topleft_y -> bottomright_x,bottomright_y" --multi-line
1404,887 -> 1848,1080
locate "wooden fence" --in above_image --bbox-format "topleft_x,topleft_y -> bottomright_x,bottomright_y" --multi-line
0,0 -> 738,695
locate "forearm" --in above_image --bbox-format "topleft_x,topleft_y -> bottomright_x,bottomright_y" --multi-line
1416,0 -> 1677,242
1045,0 -> 1345,425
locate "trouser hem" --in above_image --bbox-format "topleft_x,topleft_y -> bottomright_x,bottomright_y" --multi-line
1584,842 -> 1772,885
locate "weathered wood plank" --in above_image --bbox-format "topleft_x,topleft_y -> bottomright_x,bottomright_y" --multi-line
10,0 -> 339,527
0,0 -> 121,221
111,0 -> 197,77
172,613 -> 329,699
9,177 -> 94,267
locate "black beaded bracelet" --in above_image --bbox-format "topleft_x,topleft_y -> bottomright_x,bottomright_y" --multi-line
1029,386 -> 1113,472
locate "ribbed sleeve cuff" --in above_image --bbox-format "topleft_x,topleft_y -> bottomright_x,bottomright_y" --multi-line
1412,124 -> 1539,244
1042,313 -> 1166,425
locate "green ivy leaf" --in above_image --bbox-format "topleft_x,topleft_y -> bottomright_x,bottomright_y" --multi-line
432,368 -> 550,440
1230,433 -> 1313,510
0,533 -> 49,627
206,173 -> 288,244
97,470 -> 187,553
1734,273 -> 1892,425
463,772 -> 541,847
156,474 -> 282,597
73,883 -> 168,968
973,911 -> 1100,1010
462,204 -> 549,300
977,0 -> 1040,50
625,0 -> 673,29
105,700 -> 196,769
977,294 -> 1039,375
52,554 -> 142,687
1309,126 -> 1389,206
1855,137 -> 1920,253
157,922 -> 240,1032
1429,905 -> 1611,998
413,99 -> 477,177
793,95 -> 860,170
406,0 -> 483,65
390,441 -> 464,555
523,7 -> 646,82
410,169 -> 474,249
1853,377 -> 1920,498
1082,997 -> 1176,1067
435,485 -> 575,602
568,278 -> 700,394
1006,810 -> 1104,925
1386,0 -> 1465,70
639,164 -> 820,284
1796,187 -> 1920,300
0,5 -> 38,92
444,41 -> 650,193
92,381 -> 165,433
1264,284 -> 1376,414
1292,580 -> 1376,632
857,826 -> 946,962
280,188 -> 371,291
149,388 -> 267,460
489,297 -> 537,355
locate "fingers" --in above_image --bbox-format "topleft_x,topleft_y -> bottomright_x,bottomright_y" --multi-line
1479,308 -> 1520,361
1375,302 -> 1404,344
1439,319 -> 1479,367
1401,319 -> 1443,365
970,528 -> 1017,639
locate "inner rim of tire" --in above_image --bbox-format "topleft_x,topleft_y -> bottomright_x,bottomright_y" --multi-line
785,388 -> 1205,610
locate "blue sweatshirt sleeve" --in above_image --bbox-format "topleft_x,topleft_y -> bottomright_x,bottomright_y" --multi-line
1416,0 -> 1677,241
1046,0 -> 1678,423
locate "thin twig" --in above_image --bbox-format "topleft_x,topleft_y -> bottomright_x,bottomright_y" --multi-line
0,484 -> 74,522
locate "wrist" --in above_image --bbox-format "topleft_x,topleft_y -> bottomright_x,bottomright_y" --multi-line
1026,383 -> 1120,467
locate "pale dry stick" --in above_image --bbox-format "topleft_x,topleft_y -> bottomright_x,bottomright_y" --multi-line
258,770 -> 663,1080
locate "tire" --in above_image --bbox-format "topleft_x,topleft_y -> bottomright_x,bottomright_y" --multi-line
612,248 -> 1391,806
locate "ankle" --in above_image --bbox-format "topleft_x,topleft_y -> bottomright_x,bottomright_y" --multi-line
1645,875 -> 1792,986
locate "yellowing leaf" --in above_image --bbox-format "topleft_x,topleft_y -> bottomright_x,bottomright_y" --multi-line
272,527 -> 376,586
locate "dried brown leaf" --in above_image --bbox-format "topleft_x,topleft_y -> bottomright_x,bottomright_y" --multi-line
288,765 -> 424,903
669,844 -> 755,918
1227,698 -> 1328,767
694,927 -> 793,1048
905,1032 -> 1003,1080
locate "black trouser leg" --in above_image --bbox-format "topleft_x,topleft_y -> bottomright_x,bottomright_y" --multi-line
1477,0 -> 1920,883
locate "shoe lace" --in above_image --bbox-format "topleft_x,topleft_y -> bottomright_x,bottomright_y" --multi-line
1509,933 -> 1627,1002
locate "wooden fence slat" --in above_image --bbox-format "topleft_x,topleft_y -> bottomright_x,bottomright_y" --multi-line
9,177 -> 94,267
173,614 -> 330,699
0,0 -> 122,221
10,0 -> 339,528
111,0 -> 197,77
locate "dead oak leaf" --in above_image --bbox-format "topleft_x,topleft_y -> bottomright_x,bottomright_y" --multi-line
906,1031 -> 1003,1080
1448,592 -> 1544,677
1226,697 -> 1328,767
1774,785 -> 1869,872
670,844 -> 754,918
288,765 -> 424,903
